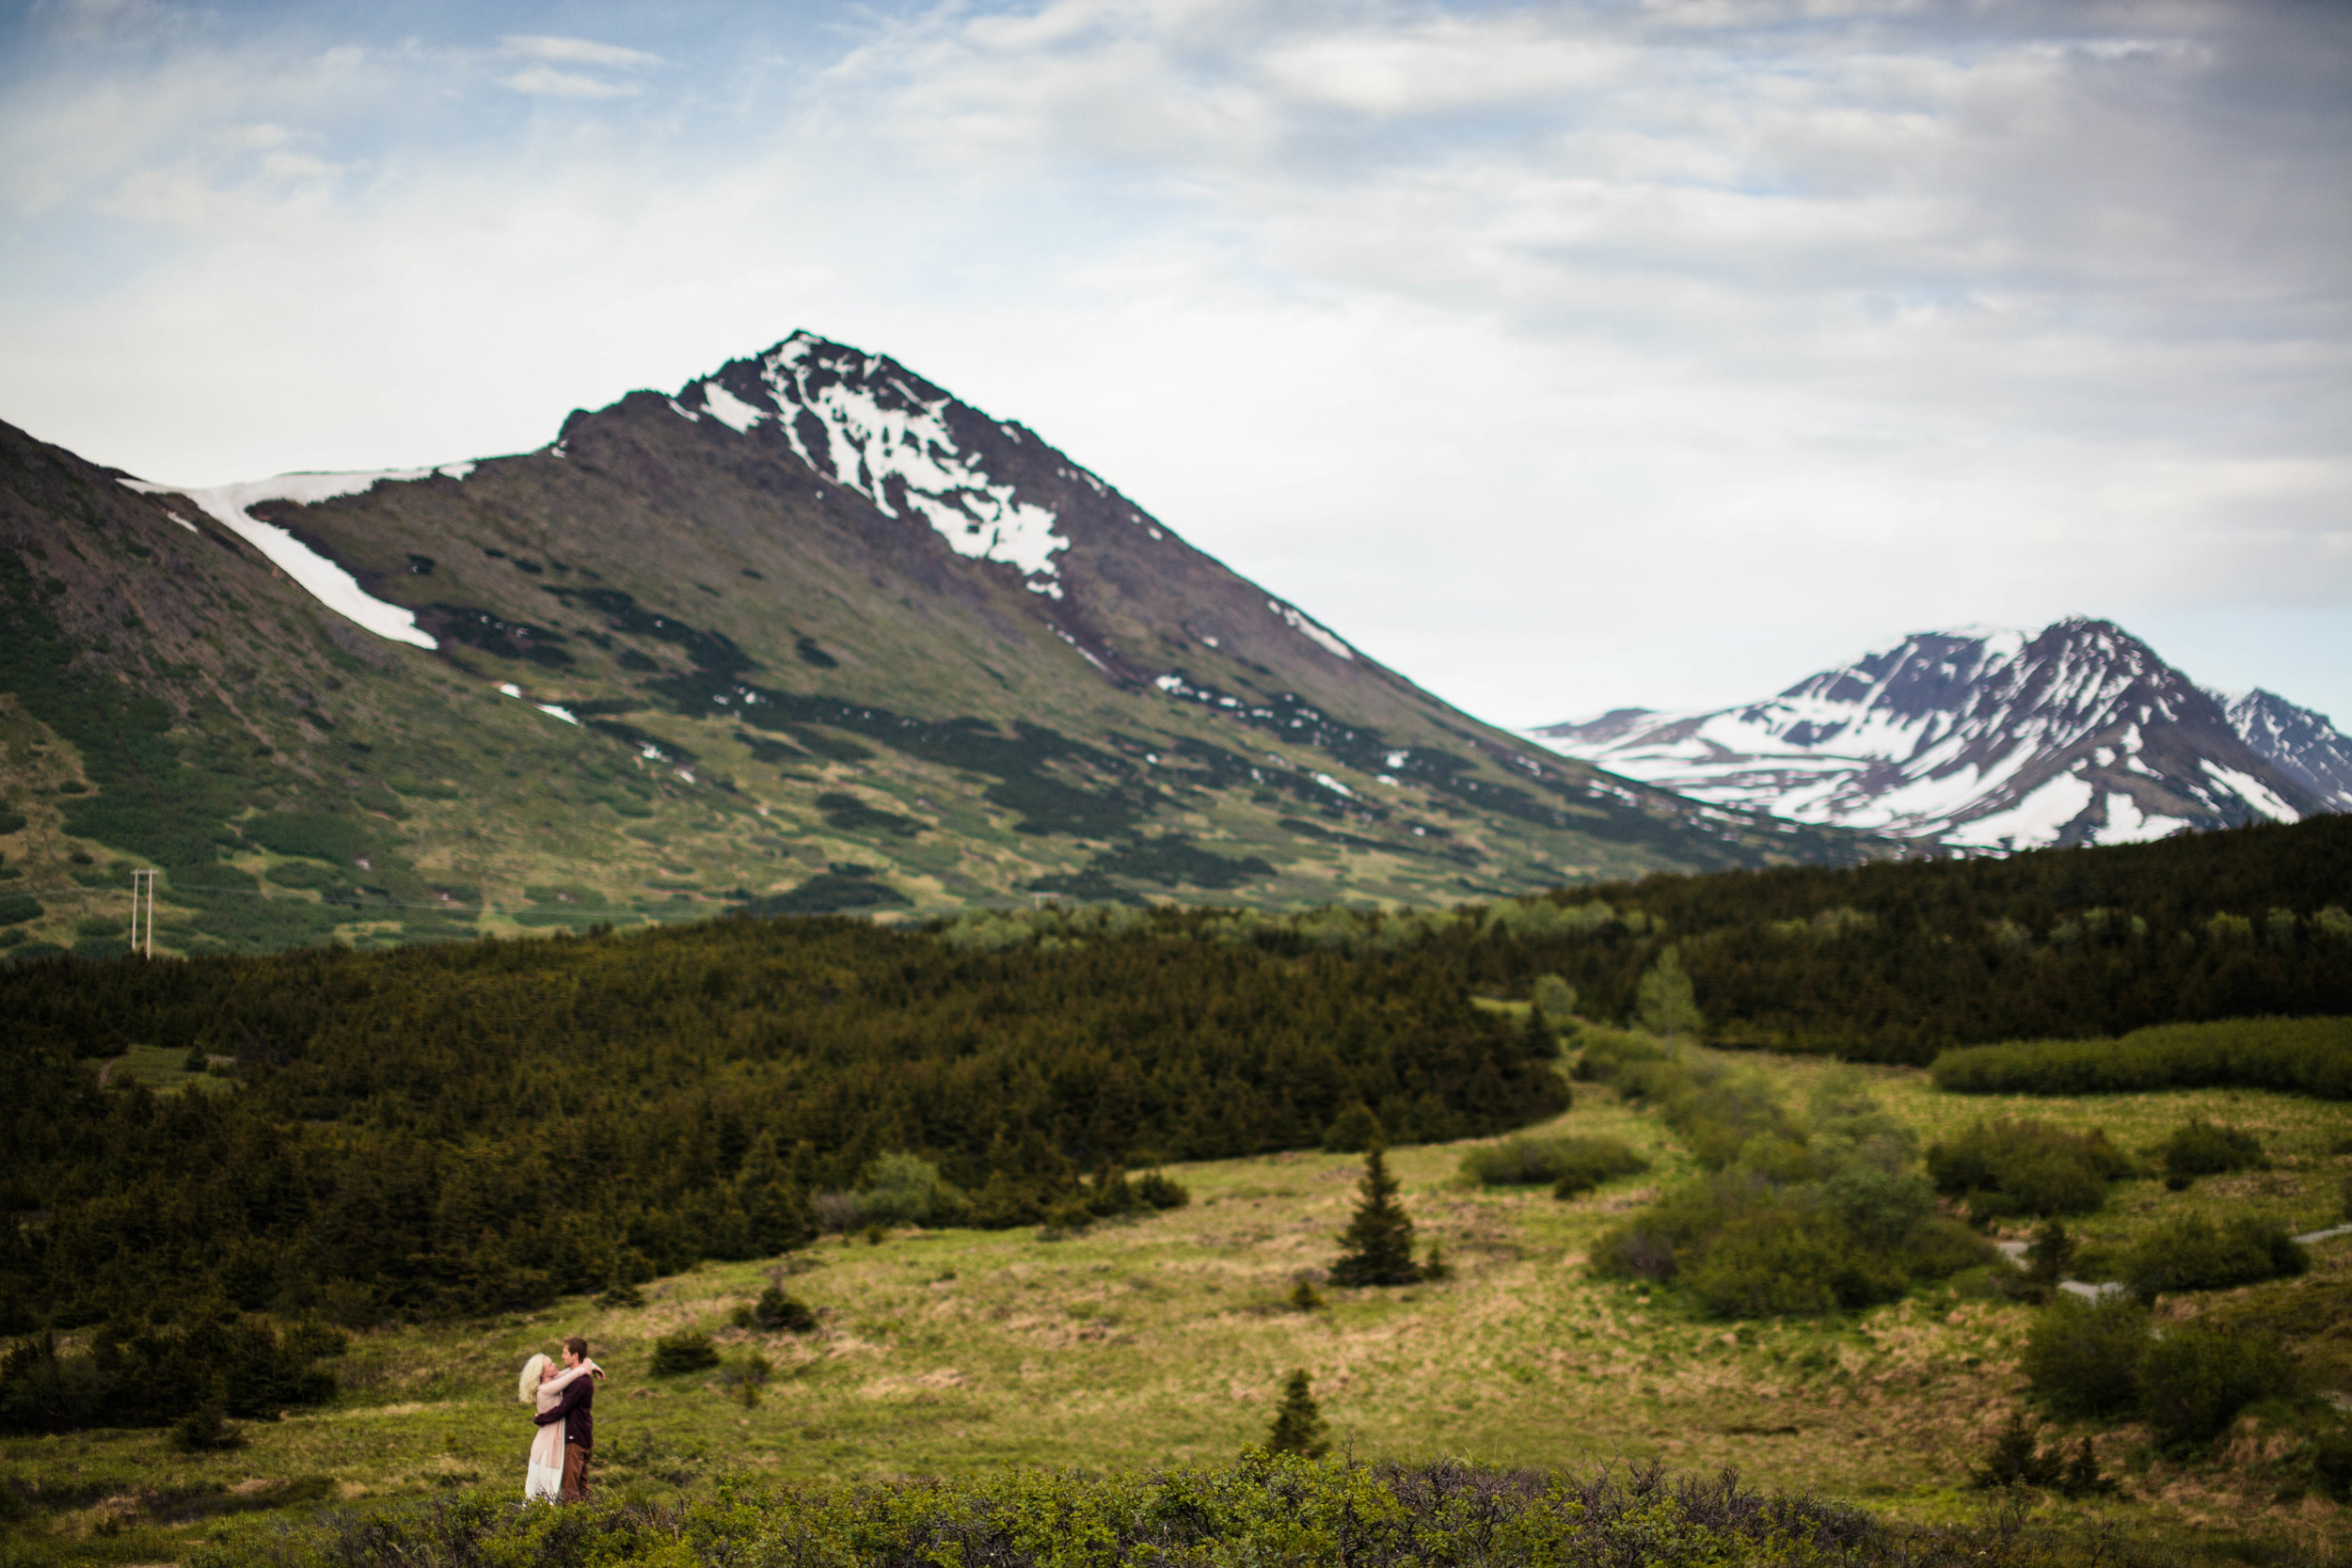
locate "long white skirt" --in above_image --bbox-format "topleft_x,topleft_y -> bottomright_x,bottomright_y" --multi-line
524,1420 -> 566,1501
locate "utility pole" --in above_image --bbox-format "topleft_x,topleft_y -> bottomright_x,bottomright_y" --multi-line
129,868 -> 155,958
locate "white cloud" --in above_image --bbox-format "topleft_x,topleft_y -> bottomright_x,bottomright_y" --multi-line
500,35 -> 667,70
501,65 -> 643,98
0,0 -> 2345,729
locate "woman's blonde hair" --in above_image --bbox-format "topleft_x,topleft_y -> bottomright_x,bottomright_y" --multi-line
517,1352 -> 551,1404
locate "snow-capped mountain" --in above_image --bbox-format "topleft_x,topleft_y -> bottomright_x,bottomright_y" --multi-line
1529,620 -> 2337,850
2209,688 -> 2352,812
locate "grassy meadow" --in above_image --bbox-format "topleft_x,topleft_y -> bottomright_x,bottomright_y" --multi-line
5,1037 -> 2348,1564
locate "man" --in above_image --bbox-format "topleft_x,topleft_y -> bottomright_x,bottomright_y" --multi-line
532,1336 -> 599,1501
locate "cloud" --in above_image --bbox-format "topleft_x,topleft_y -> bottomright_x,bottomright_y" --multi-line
500,35 -> 667,70
0,0 -> 2345,726
501,65 -> 644,99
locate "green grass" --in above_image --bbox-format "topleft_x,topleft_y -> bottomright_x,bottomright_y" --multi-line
6,1053 -> 2348,1564
97,1044 -> 233,1096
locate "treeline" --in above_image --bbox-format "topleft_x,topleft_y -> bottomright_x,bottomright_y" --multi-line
0,913 -> 1562,1332
1931,1017 -> 2352,1099
4,815 -> 2344,1335
951,816 -> 2352,1063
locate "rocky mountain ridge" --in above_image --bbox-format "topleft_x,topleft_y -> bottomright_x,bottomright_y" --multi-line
1531,619 -> 2340,849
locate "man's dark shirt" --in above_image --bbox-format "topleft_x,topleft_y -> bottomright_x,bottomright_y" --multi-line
533,1368 -> 594,1449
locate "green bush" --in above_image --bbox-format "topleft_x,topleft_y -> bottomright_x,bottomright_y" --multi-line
2022,1295 -> 2150,1417
0,893 -> 40,926
1931,1017 -> 2352,1101
649,1332 -> 720,1376
243,811 -> 375,865
1925,1119 -> 2132,1222
1549,1140 -> 1651,1198
751,1288 -> 816,1333
1531,973 -> 1577,1025
1458,1135 -> 1646,1191
2139,1323 -> 2298,1447
2158,1118 -> 2265,1179
1680,1205 -> 1907,1318
1132,1171 -> 1190,1211
2121,1215 -> 2307,1299
189,1453 -> 1912,1568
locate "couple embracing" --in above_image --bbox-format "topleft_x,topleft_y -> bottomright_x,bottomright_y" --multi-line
516,1336 -> 603,1502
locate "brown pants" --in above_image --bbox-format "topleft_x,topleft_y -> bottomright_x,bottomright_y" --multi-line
560,1441 -> 593,1502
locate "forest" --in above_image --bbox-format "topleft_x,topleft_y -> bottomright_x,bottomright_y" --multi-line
1,815 -> 2344,1354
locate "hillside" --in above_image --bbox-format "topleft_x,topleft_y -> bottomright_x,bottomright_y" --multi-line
1534,620 -> 2341,848
0,333 -> 1876,963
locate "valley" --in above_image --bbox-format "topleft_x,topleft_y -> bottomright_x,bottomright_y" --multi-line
3,1044 -> 2345,1563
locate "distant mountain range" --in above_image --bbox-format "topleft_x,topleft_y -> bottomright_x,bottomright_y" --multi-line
0,331 -> 1881,960
1531,619 -> 2350,850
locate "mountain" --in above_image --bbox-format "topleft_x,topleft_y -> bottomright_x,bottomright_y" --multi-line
2209,688 -> 2352,812
1529,619 -> 2338,850
0,331 -> 1880,960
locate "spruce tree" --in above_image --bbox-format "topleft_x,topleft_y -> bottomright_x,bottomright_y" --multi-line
1329,1144 -> 1420,1286
1264,1370 -> 1330,1457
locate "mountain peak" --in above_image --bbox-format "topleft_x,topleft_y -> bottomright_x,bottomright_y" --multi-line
1534,619 -> 2335,849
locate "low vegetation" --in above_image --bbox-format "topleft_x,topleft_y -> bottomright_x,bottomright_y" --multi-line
1931,1017 -> 2352,1100
1577,1032 -> 1992,1317
1455,1134 -> 1649,1195
1924,1119 -> 2137,1223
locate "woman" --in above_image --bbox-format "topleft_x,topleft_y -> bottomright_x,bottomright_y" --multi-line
517,1350 -> 601,1501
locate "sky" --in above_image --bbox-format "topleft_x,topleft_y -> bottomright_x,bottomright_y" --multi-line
4,0 -> 2348,730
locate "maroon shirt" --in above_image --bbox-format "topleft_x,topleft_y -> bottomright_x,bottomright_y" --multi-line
533,1368 -> 594,1449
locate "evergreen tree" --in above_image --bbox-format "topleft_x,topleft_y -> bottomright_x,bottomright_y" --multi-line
1329,1144 -> 1419,1287
2024,1219 -> 2075,1295
1264,1370 -> 1329,1458
1636,945 -> 1703,1037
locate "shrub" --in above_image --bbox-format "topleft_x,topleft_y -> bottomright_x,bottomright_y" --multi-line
1973,1411 -> 2060,1489
1531,973 -> 1577,1025
1931,1017 -> 2352,1101
751,1287 -> 816,1333
2312,1427 -> 2352,1501
2022,1295 -> 2149,1418
2121,1215 -> 2307,1299
858,1152 -> 965,1227
1132,1171 -> 1190,1211
2158,1118 -> 2265,1180
1679,1205 -> 1906,1318
1551,1140 -> 1652,1198
1287,1280 -> 1326,1313
1634,945 -> 1703,1037
1459,1135 -> 1647,1193
2139,1323 -> 2298,1447
1925,1119 -> 2131,1222
649,1332 -> 719,1376
169,1404 -> 246,1452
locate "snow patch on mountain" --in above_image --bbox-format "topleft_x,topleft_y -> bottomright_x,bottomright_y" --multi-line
120,469 -> 461,649
676,333 -> 1073,594
1268,599 -> 1354,660
2210,688 -> 2352,810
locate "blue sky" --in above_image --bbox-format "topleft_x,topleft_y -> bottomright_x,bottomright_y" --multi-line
4,0 -> 2347,729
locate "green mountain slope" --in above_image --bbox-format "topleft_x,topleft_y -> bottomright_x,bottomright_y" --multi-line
0,332 -> 1880,958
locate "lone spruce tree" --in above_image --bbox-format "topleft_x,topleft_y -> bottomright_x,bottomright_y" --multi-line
1265,1370 -> 1330,1458
1329,1143 -> 1420,1287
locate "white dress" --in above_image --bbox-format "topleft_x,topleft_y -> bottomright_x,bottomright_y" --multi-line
525,1363 -> 594,1500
